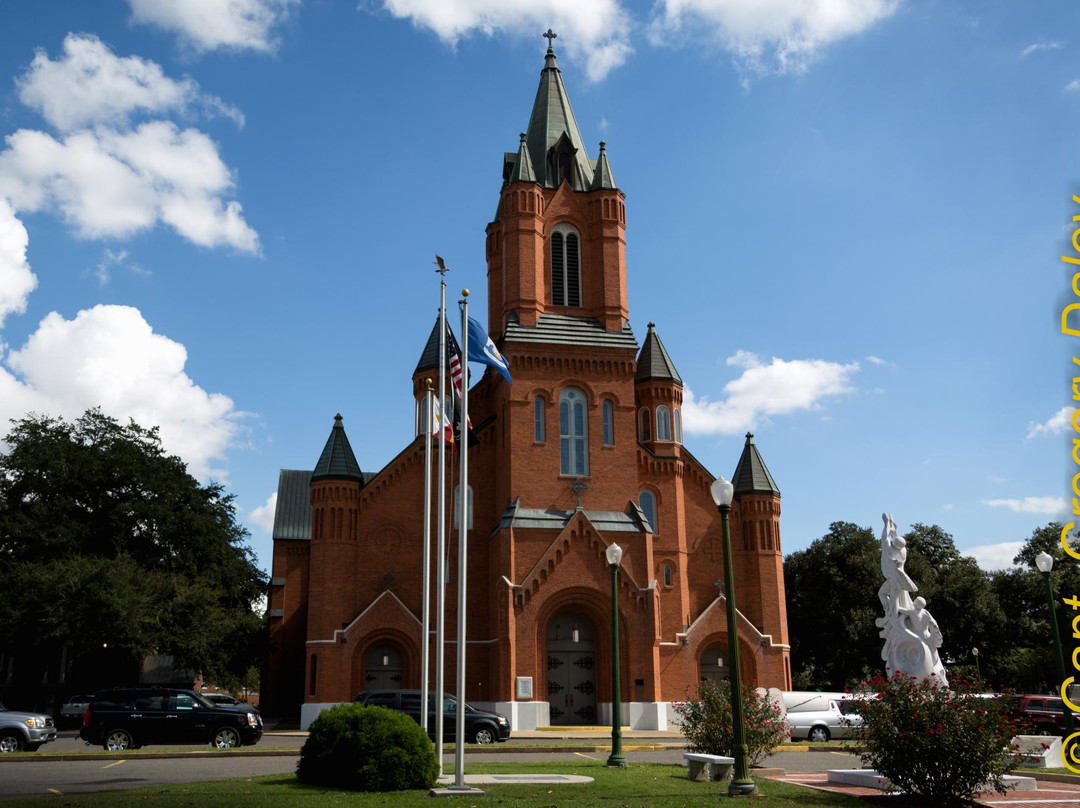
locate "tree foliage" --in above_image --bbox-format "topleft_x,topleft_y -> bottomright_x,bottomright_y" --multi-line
0,409 -> 267,691
785,518 -> 1051,692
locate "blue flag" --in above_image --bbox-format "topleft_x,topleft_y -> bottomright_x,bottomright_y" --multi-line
467,316 -> 512,383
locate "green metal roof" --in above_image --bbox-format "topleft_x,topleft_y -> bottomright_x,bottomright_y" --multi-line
589,141 -> 617,190
272,469 -> 312,540
502,313 -> 638,350
498,43 -> 600,191
507,132 -> 537,183
312,414 -> 363,482
732,433 -> 781,497
492,497 -> 650,538
635,322 -> 683,384
414,317 -> 441,376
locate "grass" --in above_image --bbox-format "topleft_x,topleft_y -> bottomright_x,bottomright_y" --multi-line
4,761 -> 869,807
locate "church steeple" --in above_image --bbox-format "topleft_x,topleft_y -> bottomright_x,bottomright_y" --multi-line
487,32 -> 628,337
312,414 -> 362,482
732,433 -> 781,497
501,32 -> 601,191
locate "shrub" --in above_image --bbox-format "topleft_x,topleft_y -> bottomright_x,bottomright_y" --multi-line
853,673 -> 1021,806
673,679 -> 789,765
296,703 -> 439,791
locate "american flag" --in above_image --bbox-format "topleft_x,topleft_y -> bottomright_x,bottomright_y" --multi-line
447,326 -> 473,429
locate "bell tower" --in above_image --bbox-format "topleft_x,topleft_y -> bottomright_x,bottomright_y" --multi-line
486,35 -> 627,339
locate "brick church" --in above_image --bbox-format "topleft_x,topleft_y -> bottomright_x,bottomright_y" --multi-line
264,39 -> 791,729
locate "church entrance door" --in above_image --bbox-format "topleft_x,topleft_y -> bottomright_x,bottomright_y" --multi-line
546,613 -> 597,725
363,645 -> 404,691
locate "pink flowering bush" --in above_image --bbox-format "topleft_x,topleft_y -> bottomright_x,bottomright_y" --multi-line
854,673 -> 1021,805
673,679 -> 789,765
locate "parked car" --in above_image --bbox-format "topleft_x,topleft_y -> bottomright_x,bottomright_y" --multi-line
0,700 -> 57,752
786,698 -> 863,742
80,687 -> 263,750
355,690 -> 511,744
59,694 -> 93,727
1010,694 -> 1079,736
202,693 -> 258,712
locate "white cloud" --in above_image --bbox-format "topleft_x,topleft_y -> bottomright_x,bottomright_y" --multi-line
966,541 -> 1024,571
649,0 -> 900,76
15,34 -> 242,132
987,475 -> 1006,485
1067,79 -> 1080,93
1020,40 -> 1063,58
0,304 -> 244,480
376,0 -> 633,81
248,492 -> 277,534
127,0 -> 299,53
1027,405 -> 1074,438
683,350 -> 859,434
0,200 -> 38,328
983,496 -> 1067,515
91,248 -> 133,286
0,123 -> 259,252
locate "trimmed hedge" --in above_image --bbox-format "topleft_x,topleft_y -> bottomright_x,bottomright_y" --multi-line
296,703 -> 439,791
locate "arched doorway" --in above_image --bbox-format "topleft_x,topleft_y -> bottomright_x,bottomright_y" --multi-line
546,612 -> 597,725
699,643 -> 731,685
363,644 -> 404,691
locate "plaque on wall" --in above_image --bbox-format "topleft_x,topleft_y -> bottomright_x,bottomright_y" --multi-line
516,676 -> 533,699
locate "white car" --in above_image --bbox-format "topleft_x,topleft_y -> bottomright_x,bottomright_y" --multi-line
0,700 -> 57,752
786,698 -> 863,742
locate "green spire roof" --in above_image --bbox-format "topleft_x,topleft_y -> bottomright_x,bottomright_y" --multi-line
590,141 -> 616,190
414,317 -> 441,375
635,322 -> 682,384
732,433 -> 780,497
520,40 -> 595,190
312,414 -> 363,482
507,132 -> 537,183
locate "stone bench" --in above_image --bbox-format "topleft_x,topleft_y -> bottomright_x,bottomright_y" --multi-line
684,752 -> 734,781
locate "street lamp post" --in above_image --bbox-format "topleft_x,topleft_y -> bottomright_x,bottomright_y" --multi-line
971,647 -> 980,681
606,542 -> 627,768
1036,551 -> 1074,738
710,476 -> 757,797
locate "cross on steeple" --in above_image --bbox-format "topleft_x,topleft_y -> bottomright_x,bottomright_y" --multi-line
543,28 -> 557,51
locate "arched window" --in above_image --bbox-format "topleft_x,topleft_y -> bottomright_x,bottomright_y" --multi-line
637,407 -> 651,442
534,395 -> 546,442
559,388 -> 588,475
640,490 -> 657,533
663,562 -> 673,588
656,405 -> 671,441
550,225 -> 581,307
454,484 -> 473,531
674,408 -> 682,444
602,400 -> 614,445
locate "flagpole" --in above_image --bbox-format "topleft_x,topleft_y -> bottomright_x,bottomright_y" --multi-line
421,380 -> 433,733
434,258 -> 448,774
453,290 -> 470,789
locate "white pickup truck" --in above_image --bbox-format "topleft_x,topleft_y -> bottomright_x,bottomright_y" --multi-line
785,698 -> 863,742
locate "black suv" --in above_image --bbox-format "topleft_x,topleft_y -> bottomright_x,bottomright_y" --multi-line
355,690 -> 511,744
80,687 -> 263,750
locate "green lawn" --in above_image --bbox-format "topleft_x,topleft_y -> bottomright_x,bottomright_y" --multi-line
5,762 -> 868,807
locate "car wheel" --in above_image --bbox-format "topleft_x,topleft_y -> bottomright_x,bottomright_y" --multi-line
213,726 -> 242,749
471,726 -> 496,745
0,732 -> 24,753
809,726 -> 830,743
104,729 -> 134,751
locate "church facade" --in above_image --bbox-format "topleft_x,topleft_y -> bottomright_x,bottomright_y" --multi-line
264,42 -> 791,729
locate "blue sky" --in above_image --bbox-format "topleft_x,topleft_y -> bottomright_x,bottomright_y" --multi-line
0,0 -> 1076,576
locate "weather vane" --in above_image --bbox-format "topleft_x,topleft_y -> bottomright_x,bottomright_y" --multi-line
434,254 -> 449,276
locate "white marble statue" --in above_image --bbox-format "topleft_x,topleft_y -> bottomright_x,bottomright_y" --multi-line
876,513 -> 947,683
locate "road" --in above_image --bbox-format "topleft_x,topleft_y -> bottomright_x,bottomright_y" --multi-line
0,730 -> 863,800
